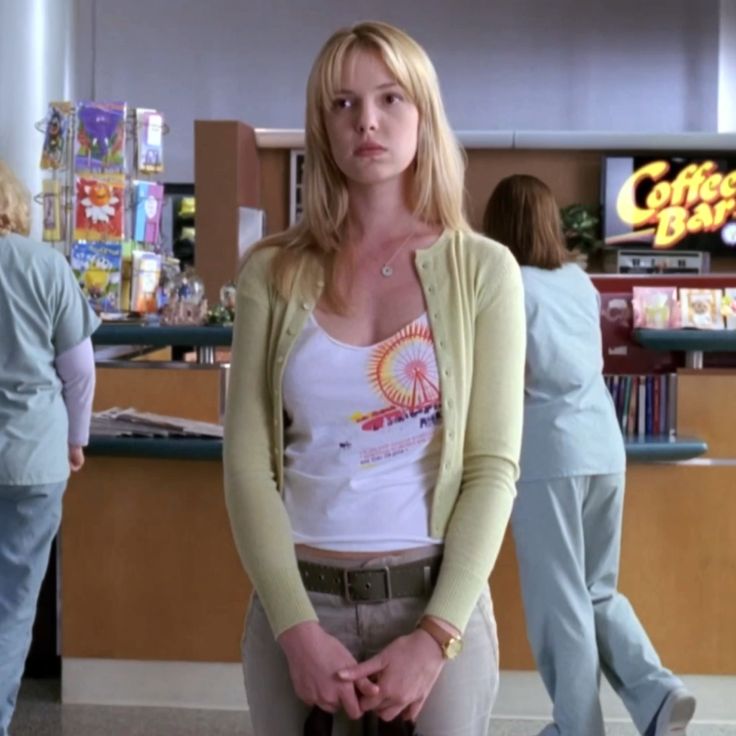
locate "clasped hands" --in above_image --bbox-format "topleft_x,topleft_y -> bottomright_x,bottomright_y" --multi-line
278,618 -> 448,723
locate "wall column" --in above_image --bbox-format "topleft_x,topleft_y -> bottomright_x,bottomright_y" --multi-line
0,0 -> 76,238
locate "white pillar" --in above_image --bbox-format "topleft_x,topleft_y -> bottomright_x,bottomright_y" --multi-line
718,0 -> 736,132
0,0 -> 76,238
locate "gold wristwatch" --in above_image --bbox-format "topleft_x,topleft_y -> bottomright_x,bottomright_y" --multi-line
417,617 -> 463,660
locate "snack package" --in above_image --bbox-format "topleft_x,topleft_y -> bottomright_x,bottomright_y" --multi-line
632,286 -> 679,329
679,288 -> 724,330
723,288 -> 736,330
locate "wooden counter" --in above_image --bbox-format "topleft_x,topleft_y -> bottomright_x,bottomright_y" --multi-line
60,363 -> 731,680
493,462 -> 736,673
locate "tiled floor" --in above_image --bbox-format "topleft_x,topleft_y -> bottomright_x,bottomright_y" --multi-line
11,679 -> 736,735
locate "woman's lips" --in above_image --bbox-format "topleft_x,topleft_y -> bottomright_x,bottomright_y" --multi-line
354,143 -> 386,156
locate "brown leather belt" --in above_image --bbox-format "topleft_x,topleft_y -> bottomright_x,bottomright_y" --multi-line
298,556 -> 442,603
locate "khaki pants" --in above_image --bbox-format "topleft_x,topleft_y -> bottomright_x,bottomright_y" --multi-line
242,549 -> 499,736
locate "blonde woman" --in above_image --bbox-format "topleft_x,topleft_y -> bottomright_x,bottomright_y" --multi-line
0,161 -> 99,736
484,174 -> 696,736
224,21 -> 525,734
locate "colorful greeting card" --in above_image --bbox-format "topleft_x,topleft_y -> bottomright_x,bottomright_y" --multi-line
40,101 -> 73,170
723,288 -> 736,330
74,101 -> 127,173
42,179 -> 63,241
131,250 -> 162,313
70,241 -> 123,312
136,108 -> 164,174
74,176 -> 125,241
133,180 -> 164,245
679,288 -> 724,330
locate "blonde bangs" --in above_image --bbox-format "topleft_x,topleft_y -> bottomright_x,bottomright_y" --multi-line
312,31 -> 423,114
312,36 -> 353,113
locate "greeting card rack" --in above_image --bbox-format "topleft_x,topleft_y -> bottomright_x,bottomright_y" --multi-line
34,102 -> 169,313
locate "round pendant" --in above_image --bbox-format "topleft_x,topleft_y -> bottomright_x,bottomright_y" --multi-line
381,265 -> 393,277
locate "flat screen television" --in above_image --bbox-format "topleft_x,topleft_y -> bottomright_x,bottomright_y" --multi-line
601,154 -> 736,255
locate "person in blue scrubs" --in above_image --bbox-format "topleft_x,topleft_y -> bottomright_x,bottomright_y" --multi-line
0,160 -> 99,735
483,174 -> 695,736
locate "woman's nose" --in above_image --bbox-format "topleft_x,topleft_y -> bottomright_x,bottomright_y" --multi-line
356,102 -> 378,132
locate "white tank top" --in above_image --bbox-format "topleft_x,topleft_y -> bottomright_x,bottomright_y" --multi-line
282,312 -> 444,552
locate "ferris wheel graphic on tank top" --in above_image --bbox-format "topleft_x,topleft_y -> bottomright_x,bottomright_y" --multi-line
351,316 -> 442,434
371,320 -> 440,408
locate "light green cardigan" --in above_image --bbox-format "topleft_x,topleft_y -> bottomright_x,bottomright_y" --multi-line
223,229 -> 526,636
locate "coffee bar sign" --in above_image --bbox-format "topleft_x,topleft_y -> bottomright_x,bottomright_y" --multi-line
616,160 -> 736,249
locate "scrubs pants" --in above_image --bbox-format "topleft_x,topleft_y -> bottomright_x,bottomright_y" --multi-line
511,473 -> 682,736
0,482 -> 65,736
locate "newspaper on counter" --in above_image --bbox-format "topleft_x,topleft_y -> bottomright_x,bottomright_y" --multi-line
91,408 -> 223,438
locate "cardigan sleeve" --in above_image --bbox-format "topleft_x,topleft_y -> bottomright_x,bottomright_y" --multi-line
424,246 -> 526,631
223,251 -> 318,637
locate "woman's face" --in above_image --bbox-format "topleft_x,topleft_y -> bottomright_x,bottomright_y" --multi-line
324,48 -> 419,188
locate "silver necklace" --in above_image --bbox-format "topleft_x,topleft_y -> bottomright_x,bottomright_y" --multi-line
380,230 -> 415,278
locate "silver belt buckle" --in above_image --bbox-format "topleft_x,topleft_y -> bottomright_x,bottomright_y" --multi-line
343,566 -> 393,602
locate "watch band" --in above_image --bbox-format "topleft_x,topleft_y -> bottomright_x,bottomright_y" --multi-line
417,617 -> 463,659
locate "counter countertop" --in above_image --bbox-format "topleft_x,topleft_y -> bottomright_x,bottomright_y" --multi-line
87,435 -> 708,464
92,324 -> 233,347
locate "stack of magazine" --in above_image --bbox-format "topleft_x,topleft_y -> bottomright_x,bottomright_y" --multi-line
91,408 -> 223,439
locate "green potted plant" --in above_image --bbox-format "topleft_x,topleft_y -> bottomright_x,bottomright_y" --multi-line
560,203 -> 603,269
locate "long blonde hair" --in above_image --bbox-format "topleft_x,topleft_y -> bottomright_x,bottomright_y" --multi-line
0,160 -> 31,236
261,20 -> 469,310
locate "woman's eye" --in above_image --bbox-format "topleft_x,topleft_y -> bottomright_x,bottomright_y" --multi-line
332,98 -> 353,110
384,92 -> 403,104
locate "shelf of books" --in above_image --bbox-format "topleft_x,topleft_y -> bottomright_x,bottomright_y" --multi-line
606,371 -> 707,461
592,275 -> 736,463
606,372 -> 675,439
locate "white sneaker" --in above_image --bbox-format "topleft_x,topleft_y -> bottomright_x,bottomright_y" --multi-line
654,688 -> 696,735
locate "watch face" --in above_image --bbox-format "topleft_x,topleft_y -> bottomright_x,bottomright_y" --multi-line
444,636 -> 463,660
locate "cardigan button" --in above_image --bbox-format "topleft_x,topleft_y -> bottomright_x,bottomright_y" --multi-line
301,301 -> 312,310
